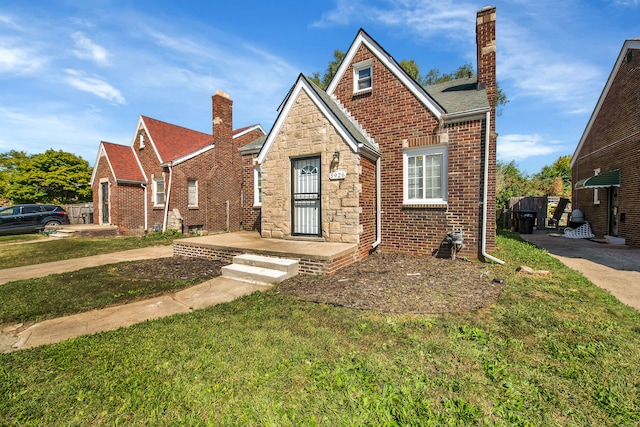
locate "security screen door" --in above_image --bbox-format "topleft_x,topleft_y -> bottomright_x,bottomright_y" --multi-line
292,156 -> 321,236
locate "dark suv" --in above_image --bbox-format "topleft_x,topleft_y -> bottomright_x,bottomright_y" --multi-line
0,204 -> 70,235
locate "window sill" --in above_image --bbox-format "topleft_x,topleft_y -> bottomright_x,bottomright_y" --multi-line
188,206 -> 199,210
253,204 -> 262,209
402,202 -> 448,210
353,88 -> 372,96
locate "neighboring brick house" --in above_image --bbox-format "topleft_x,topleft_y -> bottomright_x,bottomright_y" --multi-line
244,6 -> 500,262
90,91 -> 265,235
571,39 -> 640,246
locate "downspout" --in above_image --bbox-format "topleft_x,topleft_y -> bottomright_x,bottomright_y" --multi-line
481,111 -> 504,264
372,156 -> 381,248
141,183 -> 148,232
162,163 -> 173,232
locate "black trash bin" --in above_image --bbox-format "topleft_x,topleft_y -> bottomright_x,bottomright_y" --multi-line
515,210 -> 537,234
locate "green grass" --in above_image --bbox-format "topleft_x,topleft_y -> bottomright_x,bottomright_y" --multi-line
0,231 -> 181,269
0,233 -> 47,244
0,262 -> 208,324
1,231 -> 640,426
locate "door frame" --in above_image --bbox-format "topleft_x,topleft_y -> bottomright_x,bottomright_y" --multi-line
291,156 -> 322,237
609,186 -> 619,236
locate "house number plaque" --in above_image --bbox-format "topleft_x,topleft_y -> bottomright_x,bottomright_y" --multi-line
329,171 -> 347,180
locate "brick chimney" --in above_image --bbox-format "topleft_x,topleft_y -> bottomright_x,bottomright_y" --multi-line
210,90 -> 242,231
476,6 -> 497,110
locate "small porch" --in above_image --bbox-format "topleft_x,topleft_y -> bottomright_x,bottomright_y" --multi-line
173,231 -> 360,275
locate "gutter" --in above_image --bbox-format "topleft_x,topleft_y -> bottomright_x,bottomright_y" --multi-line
141,183 -> 148,232
162,162 -> 173,232
481,111 -> 504,265
372,156 -> 382,249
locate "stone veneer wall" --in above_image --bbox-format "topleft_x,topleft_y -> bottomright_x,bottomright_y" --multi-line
261,90 -> 364,244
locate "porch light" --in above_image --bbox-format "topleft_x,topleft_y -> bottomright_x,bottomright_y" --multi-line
333,151 -> 340,163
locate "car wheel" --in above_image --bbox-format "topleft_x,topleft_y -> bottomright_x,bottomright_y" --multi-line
44,220 -> 62,227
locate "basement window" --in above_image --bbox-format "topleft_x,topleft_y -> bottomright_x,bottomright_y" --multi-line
353,60 -> 373,93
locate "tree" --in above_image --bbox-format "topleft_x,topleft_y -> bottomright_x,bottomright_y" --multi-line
309,50 -> 345,89
308,52 -> 508,110
4,149 -> 93,204
0,150 -> 29,205
533,155 -> 572,198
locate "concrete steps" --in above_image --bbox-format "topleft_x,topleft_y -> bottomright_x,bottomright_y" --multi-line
221,254 -> 299,285
47,229 -> 76,239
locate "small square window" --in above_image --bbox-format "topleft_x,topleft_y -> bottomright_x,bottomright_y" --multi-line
353,60 -> 373,93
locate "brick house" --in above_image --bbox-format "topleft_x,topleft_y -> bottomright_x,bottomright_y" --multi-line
242,6 -> 500,263
571,39 -> 640,246
90,91 -> 265,235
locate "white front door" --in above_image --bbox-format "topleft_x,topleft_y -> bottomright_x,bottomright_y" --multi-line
292,157 -> 321,236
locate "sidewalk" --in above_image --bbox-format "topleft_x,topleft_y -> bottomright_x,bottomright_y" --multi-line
0,247 -> 270,353
518,230 -> 640,311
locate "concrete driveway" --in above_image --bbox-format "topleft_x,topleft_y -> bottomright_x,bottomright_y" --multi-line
519,230 -> 640,311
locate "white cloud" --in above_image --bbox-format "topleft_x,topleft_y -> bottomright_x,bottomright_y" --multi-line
64,69 -> 126,105
0,43 -> 45,74
71,31 -> 110,65
312,0 -> 476,41
498,134 -> 562,161
0,14 -> 23,31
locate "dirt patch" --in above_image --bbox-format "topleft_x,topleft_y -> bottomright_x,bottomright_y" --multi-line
277,252 -> 503,314
118,257 -> 225,281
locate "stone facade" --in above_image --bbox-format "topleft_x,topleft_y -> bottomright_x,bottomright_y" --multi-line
260,90 -> 365,244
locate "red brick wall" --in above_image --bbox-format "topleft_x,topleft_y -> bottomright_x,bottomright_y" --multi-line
92,152 -> 145,233
135,126 -> 166,231
332,44 -> 492,257
358,155 -> 377,258
241,152 -> 261,231
573,47 -> 640,246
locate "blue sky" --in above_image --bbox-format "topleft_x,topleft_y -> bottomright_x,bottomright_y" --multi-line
1,0 -> 638,175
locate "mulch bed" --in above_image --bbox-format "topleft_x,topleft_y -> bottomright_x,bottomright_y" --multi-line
276,251 -> 503,314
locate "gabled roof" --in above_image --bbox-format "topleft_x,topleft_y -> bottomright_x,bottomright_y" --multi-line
90,141 -> 146,185
257,74 -> 380,164
233,124 -> 266,139
326,29 -> 445,118
571,38 -> 640,168
137,116 -> 213,165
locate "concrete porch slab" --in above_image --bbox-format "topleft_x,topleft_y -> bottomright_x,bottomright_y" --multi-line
176,231 -> 357,260
174,231 -> 360,275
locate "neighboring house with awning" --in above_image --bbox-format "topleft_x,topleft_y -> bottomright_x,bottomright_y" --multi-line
571,38 -> 640,246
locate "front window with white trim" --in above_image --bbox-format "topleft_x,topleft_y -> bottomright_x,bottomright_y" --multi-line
254,166 -> 262,206
188,179 -> 198,207
404,146 -> 447,204
353,60 -> 373,93
153,178 -> 165,206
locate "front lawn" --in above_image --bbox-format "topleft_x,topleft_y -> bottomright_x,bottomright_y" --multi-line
0,231 -> 181,269
1,232 -> 639,426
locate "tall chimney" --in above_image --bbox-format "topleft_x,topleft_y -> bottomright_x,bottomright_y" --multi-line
212,90 -> 233,146
476,6 -> 497,110
210,90 -> 242,231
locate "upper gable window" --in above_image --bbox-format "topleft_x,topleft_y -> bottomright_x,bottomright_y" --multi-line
353,60 -> 373,93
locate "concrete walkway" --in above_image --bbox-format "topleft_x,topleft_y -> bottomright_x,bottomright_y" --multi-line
0,247 -> 270,353
0,246 -> 174,285
519,230 -> 640,311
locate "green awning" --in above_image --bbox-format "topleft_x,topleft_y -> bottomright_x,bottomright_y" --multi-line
575,169 -> 620,189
